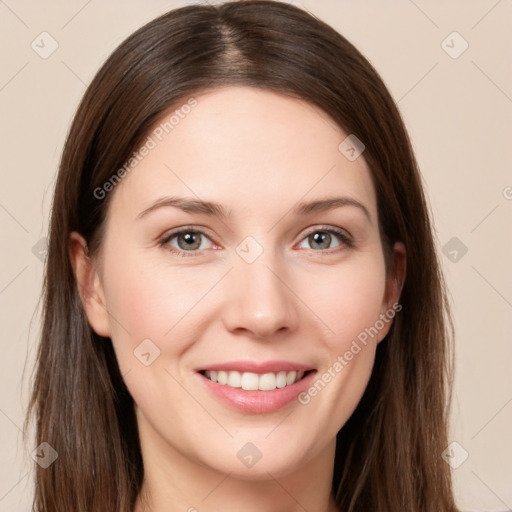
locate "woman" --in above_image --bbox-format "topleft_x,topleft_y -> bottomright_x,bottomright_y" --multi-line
25,1 -> 458,511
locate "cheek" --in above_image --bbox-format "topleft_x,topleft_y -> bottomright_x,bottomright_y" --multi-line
101,253 -> 217,368
303,254 -> 387,351
296,258 -> 386,428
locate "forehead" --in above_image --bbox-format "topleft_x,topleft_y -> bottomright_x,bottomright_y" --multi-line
107,86 -> 377,223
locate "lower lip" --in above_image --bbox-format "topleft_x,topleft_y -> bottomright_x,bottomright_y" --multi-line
197,371 -> 317,413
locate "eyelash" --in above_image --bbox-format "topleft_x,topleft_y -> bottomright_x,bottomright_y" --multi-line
158,225 -> 354,258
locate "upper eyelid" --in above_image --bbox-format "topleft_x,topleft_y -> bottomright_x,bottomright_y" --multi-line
301,224 -> 352,239
161,226 -> 215,243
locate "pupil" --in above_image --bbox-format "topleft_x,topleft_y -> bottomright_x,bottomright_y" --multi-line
311,232 -> 330,249
180,232 -> 200,250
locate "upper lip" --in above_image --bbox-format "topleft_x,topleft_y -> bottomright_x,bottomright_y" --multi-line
196,360 -> 315,374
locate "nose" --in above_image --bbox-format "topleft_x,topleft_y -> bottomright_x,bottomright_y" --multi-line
221,257 -> 299,340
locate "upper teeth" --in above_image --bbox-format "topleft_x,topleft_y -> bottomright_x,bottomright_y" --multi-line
204,370 -> 305,391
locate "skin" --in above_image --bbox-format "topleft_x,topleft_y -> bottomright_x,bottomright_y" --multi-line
70,86 -> 406,512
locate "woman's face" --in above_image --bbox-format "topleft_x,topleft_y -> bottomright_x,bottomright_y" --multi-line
73,86 -> 404,481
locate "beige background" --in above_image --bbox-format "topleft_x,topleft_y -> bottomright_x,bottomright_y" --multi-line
0,0 -> 511,510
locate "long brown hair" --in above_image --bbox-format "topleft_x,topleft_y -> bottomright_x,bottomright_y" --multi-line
25,1 -> 458,510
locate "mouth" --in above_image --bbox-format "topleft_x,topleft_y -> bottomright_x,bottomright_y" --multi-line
198,369 -> 314,391
196,365 -> 318,413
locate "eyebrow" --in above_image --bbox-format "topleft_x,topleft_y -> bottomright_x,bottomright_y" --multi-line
136,195 -> 371,222
137,196 -> 231,219
294,196 -> 371,222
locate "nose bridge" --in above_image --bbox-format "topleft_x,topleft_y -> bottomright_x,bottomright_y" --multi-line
222,240 -> 297,338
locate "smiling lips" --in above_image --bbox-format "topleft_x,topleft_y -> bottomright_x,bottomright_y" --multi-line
196,360 -> 317,413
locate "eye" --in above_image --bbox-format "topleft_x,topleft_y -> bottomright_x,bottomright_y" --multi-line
159,225 -> 353,258
297,226 -> 353,252
160,228 -> 214,257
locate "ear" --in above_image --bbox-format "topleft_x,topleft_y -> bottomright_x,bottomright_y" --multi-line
377,241 -> 406,343
69,231 -> 112,338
